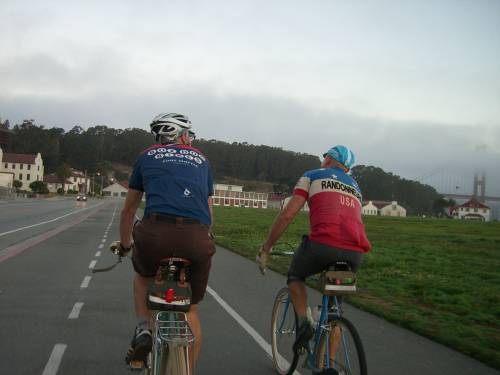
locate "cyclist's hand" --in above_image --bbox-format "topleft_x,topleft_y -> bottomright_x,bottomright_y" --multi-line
109,241 -> 132,257
256,246 -> 270,275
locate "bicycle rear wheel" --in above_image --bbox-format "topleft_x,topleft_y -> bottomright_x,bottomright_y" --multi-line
315,316 -> 367,375
271,287 -> 299,375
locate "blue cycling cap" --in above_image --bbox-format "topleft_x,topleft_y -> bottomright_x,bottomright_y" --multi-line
323,145 -> 356,169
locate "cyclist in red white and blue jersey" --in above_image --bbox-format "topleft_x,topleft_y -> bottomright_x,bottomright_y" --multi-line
257,145 -> 371,353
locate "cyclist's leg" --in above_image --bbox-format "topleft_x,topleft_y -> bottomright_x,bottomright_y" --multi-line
179,223 -> 215,370
287,236 -> 328,317
287,236 -> 327,351
287,280 -> 307,317
133,273 -> 152,319
185,304 -> 201,367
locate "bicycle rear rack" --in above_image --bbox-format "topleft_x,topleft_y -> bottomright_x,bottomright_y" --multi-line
156,311 -> 195,346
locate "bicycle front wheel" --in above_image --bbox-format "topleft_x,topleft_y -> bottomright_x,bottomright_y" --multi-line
315,316 -> 367,375
271,287 -> 298,375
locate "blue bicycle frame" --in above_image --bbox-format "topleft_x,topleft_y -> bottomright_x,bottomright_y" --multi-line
278,292 -> 351,373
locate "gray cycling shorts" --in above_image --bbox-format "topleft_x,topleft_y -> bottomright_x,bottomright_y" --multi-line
287,235 -> 363,284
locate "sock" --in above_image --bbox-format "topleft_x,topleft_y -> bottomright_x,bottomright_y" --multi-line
136,317 -> 149,332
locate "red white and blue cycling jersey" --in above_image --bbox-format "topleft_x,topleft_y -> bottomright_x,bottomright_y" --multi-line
129,144 -> 213,225
293,167 -> 371,253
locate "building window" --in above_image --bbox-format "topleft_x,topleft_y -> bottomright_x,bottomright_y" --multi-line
19,173 -> 23,180
4,163 -> 7,168
28,164 -> 31,170
27,174 -> 30,181
474,208 -> 478,212
38,166 -> 40,171
12,164 -> 15,169
37,175 -> 39,181
20,164 -> 24,170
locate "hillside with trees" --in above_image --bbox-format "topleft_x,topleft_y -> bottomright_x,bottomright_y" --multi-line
2,118 -> 448,214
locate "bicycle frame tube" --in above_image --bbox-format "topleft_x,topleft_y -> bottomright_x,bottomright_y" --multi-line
278,295 -> 293,333
308,294 -> 332,370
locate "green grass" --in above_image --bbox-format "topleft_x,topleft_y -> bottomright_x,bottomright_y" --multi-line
212,206 -> 500,369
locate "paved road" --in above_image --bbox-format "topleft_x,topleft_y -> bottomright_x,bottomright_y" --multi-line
0,199 -> 498,374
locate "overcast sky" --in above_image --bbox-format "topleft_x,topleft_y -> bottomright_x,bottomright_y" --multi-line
1,0 -> 499,195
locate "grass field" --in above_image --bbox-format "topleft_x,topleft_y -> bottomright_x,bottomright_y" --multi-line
212,206 -> 500,369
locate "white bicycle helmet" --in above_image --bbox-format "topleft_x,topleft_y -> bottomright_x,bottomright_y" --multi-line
150,113 -> 192,143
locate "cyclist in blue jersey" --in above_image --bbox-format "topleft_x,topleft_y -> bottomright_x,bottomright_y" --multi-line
257,145 -> 371,354
113,113 -> 215,368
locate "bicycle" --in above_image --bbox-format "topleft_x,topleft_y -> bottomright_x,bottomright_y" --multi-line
270,246 -> 367,375
94,250 -> 195,375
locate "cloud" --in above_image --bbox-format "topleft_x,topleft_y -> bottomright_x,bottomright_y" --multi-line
1,88 -> 499,195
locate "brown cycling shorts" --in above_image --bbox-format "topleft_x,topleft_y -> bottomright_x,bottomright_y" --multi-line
132,215 -> 216,304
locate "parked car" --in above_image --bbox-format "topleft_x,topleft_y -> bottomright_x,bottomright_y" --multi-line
76,195 -> 87,201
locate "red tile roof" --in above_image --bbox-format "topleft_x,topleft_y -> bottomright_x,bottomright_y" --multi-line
2,152 -> 37,164
459,197 -> 489,209
44,174 -> 73,184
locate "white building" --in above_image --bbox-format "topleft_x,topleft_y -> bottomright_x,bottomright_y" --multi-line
43,174 -> 73,193
0,171 -> 14,188
212,183 -> 268,208
451,197 -> 490,222
67,169 -> 90,193
362,200 -> 407,217
0,147 -> 44,190
103,181 -> 128,198
361,201 -> 379,216
380,201 -> 407,217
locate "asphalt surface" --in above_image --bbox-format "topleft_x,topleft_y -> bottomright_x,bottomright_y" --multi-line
0,198 -> 498,375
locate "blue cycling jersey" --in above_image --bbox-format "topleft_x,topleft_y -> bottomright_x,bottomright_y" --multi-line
129,143 -> 213,225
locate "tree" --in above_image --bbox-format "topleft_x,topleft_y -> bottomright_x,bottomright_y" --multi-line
29,181 -> 49,194
13,180 -> 22,191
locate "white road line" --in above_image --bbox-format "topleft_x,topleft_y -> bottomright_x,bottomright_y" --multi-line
101,239 -> 106,243
41,344 -> 67,375
89,260 -> 97,269
95,251 -> 101,257
68,302 -> 84,319
206,286 -> 301,375
80,276 -> 91,288
0,203 -> 104,237
98,244 -> 104,249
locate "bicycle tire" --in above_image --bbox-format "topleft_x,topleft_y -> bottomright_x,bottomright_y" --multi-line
271,287 -> 299,375
315,316 -> 367,375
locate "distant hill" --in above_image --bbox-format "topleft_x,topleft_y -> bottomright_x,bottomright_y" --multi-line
4,119 -> 446,214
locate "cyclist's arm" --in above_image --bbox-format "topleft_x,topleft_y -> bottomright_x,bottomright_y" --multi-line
120,188 -> 143,248
262,194 -> 306,252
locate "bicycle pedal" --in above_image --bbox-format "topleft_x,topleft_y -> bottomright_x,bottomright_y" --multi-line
128,359 -> 145,370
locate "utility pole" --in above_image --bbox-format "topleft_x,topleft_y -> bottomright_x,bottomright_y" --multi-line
97,172 -> 104,196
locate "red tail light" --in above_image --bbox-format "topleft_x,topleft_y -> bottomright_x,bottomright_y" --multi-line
165,288 -> 175,302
